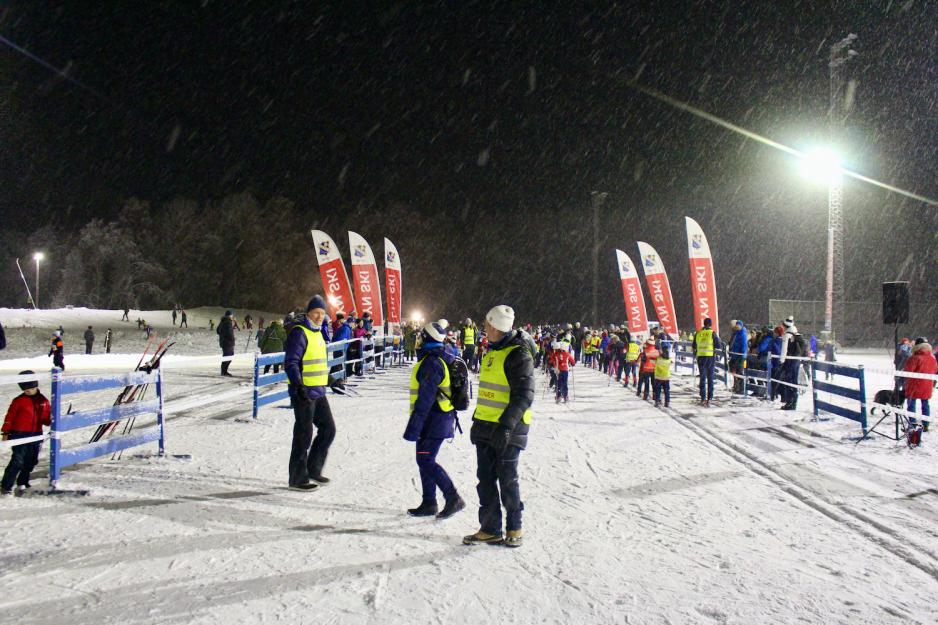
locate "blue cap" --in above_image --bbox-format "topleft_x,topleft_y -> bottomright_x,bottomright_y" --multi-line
307,295 -> 326,312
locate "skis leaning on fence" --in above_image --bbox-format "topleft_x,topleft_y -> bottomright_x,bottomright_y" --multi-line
88,338 -> 175,446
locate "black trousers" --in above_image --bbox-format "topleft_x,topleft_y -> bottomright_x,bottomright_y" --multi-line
475,442 -> 523,534
221,345 -> 234,374
289,395 -> 336,485
85,342 -> 93,354
2,434 -> 42,491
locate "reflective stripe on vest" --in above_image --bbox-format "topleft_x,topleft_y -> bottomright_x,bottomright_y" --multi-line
473,344 -> 532,425
463,327 -> 475,346
626,343 -> 640,361
409,356 -> 454,413
695,329 -> 714,357
289,326 -> 329,387
654,358 -> 671,380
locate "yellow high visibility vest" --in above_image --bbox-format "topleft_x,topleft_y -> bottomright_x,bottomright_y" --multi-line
654,357 -> 672,380
289,326 -> 329,387
409,356 -> 454,413
626,342 -> 640,362
695,329 -> 714,357
474,345 -> 532,425
463,327 -> 475,346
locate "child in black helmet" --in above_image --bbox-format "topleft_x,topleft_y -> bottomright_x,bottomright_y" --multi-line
1,371 -> 52,495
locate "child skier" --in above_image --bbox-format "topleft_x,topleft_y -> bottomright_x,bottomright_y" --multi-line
653,347 -> 672,408
637,337 -> 659,401
549,342 -> 575,403
624,339 -> 640,387
1,371 -> 51,496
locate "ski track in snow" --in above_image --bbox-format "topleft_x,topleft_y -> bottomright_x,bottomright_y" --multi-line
1,331 -> 938,623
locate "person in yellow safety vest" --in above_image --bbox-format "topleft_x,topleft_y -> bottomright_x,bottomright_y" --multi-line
461,318 -> 479,372
623,339 -> 641,387
589,333 -> 602,369
692,317 -> 724,407
283,295 -> 336,491
464,305 -> 535,549
403,319 -> 466,520
653,346 -> 672,408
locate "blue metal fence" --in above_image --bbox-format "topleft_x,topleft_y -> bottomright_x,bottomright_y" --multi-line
811,361 -> 867,433
49,368 -> 165,487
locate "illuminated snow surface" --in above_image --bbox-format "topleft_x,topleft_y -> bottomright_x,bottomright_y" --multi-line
1,308 -> 937,625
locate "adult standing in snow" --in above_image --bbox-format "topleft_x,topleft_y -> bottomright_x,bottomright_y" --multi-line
284,295 -> 335,490
0,321 -> 5,351
105,328 -> 112,354
729,320 -> 748,393
259,319 -> 287,374
464,305 -> 534,548
461,318 -> 478,372
180,309 -> 188,328
692,317 -> 722,407
121,307 -> 129,322
172,307 -> 178,326
777,316 -> 804,411
903,337 -> 937,432
48,331 -> 65,371
404,319 -> 465,519
83,326 -> 95,355
217,311 -> 236,377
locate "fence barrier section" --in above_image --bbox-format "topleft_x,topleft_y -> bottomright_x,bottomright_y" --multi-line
811,361 -> 867,433
252,336 -> 404,419
49,367 -> 165,487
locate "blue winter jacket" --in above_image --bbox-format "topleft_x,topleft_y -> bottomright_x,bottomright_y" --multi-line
333,321 -> 353,343
730,322 -> 749,355
403,343 -> 456,441
284,316 -> 331,400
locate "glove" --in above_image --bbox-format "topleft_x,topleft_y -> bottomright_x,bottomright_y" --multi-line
490,426 -> 512,457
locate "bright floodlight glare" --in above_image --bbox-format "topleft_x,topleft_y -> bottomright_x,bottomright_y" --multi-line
326,295 -> 338,304
33,252 -> 44,261
410,310 -> 423,323
798,148 -> 843,184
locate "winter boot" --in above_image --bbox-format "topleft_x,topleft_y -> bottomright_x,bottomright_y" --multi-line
436,495 -> 465,520
407,500 -> 439,517
462,530 -> 504,545
504,529 -> 523,548
654,400 -> 660,407
288,482 -> 319,492
781,402 -> 796,411
311,475 -> 330,485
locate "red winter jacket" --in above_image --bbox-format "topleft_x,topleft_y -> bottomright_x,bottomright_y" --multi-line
903,343 -> 937,400
2,393 -> 52,434
549,349 -> 575,372
640,345 -> 659,373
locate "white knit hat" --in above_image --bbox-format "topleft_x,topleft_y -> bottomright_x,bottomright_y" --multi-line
485,305 -> 515,333
422,319 -> 449,342
783,316 -> 794,328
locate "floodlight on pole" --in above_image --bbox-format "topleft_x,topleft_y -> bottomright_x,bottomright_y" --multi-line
33,252 -> 44,309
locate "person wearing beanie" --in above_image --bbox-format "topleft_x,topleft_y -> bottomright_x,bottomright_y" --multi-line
48,331 -> 65,371
653,347 -> 672,408
464,305 -> 535,548
903,337 -> 937,432
637,337 -> 659,400
84,325 -> 95,355
216,310 -> 237,376
692,317 -> 723,407
283,295 -> 336,490
777,318 -> 804,410
729,320 -> 748,394
403,319 -> 466,520
460,318 -> 479,373
1,371 -> 51,495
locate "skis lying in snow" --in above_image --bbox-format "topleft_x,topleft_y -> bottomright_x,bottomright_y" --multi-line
88,338 -> 175,444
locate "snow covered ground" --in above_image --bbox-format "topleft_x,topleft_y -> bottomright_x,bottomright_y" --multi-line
1,310 -> 937,624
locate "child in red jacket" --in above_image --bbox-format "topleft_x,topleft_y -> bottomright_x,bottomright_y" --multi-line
2,370 -> 51,495
637,338 -> 659,401
549,346 -> 576,403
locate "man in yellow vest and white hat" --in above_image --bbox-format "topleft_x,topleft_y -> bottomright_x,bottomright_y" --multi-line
463,305 -> 535,548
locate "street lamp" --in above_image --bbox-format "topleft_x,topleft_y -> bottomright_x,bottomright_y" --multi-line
33,252 -> 44,309
798,147 -> 843,337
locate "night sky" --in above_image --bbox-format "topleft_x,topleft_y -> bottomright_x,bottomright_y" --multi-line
2,2 -> 937,332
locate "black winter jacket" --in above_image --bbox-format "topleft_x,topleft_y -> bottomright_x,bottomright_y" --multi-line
217,316 -> 235,348
470,330 -> 535,450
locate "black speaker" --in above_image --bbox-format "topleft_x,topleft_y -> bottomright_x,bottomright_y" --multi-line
883,282 -> 910,325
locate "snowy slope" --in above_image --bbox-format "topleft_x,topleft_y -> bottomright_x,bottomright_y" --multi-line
1,358 -> 937,625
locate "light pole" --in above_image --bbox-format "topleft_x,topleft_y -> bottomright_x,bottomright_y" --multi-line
33,252 -> 44,309
827,34 -> 857,341
590,191 -> 608,326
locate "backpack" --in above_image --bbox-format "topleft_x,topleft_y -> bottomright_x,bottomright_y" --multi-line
788,333 -> 806,358
440,356 -> 470,411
